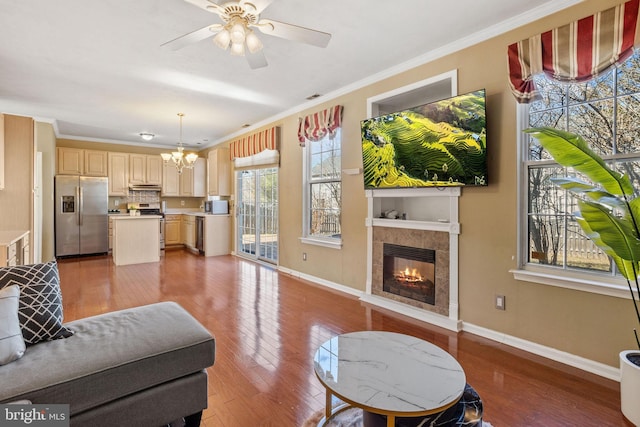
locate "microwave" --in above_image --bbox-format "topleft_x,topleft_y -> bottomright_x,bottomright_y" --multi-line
204,200 -> 228,215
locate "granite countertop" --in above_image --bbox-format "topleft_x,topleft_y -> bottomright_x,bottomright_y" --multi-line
110,215 -> 162,220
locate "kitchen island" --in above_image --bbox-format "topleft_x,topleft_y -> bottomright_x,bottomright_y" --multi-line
111,215 -> 161,266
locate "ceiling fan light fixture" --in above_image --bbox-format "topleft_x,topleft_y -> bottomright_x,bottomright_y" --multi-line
245,30 -> 263,53
229,21 -> 246,44
213,29 -> 231,50
230,42 -> 245,56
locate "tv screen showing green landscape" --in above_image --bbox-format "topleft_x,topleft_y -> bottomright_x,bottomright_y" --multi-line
361,89 -> 488,189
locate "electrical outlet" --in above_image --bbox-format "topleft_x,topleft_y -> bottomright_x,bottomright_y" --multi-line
114,199 -> 119,207
302,252 -> 307,261
495,294 -> 506,310
180,200 -> 185,207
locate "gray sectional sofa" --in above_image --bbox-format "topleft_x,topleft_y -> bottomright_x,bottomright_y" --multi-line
0,262 -> 216,426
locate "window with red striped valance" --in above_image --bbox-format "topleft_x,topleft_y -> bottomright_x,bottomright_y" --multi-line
297,105 -> 343,147
507,0 -> 640,103
230,126 -> 279,159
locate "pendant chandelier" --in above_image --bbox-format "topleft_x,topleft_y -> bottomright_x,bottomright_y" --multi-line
160,113 -> 198,174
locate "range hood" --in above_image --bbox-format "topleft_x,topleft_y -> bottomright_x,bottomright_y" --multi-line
129,184 -> 162,192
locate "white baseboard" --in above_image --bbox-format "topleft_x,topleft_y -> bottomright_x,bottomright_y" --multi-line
277,266 -> 362,298
277,265 -> 620,382
462,322 -> 620,382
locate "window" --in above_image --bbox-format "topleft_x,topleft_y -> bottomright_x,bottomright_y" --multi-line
519,50 -> 640,287
302,128 -> 342,247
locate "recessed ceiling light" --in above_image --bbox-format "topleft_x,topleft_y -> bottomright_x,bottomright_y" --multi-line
242,124 -> 251,128
139,132 -> 154,141
306,93 -> 321,100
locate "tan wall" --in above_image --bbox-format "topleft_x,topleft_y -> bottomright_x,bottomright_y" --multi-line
0,115 -> 34,249
214,0 -> 637,367
35,122 -> 57,262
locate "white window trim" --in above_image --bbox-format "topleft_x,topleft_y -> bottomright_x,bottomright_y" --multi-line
301,140 -> 343,249
512,99 -> 635,300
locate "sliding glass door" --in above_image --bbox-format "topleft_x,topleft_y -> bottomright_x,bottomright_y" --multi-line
236,167 -> 278,264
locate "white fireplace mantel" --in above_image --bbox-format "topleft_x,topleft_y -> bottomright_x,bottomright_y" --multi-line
362,187 -> 462,332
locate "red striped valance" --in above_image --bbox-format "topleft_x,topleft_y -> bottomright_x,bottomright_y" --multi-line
230,126 -> 279,159
508,0 -> 640,103
297,105 -> 343,146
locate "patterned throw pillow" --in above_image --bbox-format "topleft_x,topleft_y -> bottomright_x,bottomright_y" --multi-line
0,285 -> 26,365
0,261 -> 74,345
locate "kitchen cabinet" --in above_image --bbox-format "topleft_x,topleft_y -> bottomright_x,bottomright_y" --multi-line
129,154 -> 162,185
162,163 -> 180,197
57,147 -> 107,176
108,152 -> 129,196
182,215 -> 195,248
0,114 -> 4,190
164,214 -> 182,246
207,148 -> 231,196
0,230 -> 30,267
203,215 -> 230,256
180,158 -> 206,197
163,158 -> 205,197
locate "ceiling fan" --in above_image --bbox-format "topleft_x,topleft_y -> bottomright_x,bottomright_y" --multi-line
162,0 -> 332,69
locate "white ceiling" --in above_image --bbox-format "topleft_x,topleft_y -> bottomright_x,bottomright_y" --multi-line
0,0 -> 580,149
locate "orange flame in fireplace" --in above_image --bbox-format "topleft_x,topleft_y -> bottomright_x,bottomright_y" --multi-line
394,267 -> 424,284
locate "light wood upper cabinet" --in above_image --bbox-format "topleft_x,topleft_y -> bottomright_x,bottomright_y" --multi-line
108,152 -> 129,196
57,147 -> 84,175
0,114 -> 4,190
84,149 -> 108,176
163,157 -> 205,197
57,147 -> 107,176
207,147 -> 230,196
130,154 -> 162,185
180,158 -> 206,197
146,156 -> 162,185
162,163 -> 180,196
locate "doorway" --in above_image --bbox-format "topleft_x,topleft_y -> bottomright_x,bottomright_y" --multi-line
236,167 -> 278,264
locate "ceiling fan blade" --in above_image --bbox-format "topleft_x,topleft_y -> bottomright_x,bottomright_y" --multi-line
241,0 -> 274,14
246,50 -> 268,69
184,0 -> 225,15
161,24 -> 222,50
257,19 -> 331,48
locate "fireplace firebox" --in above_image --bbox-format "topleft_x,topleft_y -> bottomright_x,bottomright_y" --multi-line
383,243 -> 435,305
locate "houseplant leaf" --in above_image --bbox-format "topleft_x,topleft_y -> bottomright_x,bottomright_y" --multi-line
525,127 -> 635,197
575,199 -> 640,262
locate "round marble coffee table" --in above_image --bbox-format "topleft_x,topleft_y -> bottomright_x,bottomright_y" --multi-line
313,331 -> 466,427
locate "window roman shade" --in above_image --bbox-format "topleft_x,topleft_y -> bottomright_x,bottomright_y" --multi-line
230,126 -> 279,159
297,105 -> 343,146
508,0 -> 640,103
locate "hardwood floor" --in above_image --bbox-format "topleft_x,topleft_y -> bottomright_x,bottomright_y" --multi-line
57,250 -> 631,426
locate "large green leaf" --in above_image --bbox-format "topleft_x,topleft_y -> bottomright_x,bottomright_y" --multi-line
551,177 -> 629,211
576,199 -> 640,262
576,215 -> 639,280
525,127 -> 635,196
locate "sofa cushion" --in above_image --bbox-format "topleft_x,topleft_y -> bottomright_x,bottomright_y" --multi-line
0,261 -> 74,345
0,285 -> 26,365
0,301 -> 215,416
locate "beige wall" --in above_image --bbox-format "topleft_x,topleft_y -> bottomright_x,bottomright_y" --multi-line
0,115 -> 34,249
215,0 -> 637,367
35,122 -> 57,262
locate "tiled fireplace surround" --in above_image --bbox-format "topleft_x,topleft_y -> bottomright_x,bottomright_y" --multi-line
372,227 -> 450,317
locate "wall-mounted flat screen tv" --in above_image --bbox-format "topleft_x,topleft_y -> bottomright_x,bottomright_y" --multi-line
361,89 -> 487,189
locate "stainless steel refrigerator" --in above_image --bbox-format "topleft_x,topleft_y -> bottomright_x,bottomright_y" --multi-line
55,175 -> 109,257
